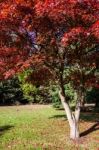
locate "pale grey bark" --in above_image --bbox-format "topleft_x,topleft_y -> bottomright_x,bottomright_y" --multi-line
59,91 -> 74,127
70,120 -> 79,139
75,101 -> 81,122
59,90 -> 81,140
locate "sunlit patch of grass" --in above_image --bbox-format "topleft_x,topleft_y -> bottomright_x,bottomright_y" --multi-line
0,105 -> 99,150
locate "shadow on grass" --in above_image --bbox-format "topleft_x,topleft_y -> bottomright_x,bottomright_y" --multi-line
80,121 -> 99,137
49,112 -> 99,137
81,113 -> 99,122
49,114 -> 66,120
0,125 -> 14,136
50,112 -> 99,122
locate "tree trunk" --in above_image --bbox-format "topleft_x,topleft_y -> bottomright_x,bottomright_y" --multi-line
70,120 -> 79,139
59,90 -> 80,140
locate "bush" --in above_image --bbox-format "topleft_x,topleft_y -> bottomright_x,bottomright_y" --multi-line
18,70 -> 51,104
21,83 -> 38,103
86,87 -> 99,107
0,77 -> 24,105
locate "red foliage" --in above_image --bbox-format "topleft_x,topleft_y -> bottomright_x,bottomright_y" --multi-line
0,0 -> 99,85
61,27 -> 85,46
27,67 -> 53,85
91,20 -> 99,40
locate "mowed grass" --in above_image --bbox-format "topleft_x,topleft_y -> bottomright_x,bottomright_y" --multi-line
0,105 -> 99,150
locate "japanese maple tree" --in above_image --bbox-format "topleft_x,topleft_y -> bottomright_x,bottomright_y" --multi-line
0,0 -> 99,140
31,0 -> 99,140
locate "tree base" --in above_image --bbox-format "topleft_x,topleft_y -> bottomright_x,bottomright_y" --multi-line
70,124 -> 80,140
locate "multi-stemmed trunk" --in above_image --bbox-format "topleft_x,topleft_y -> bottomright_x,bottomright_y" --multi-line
59,90 -> 81,140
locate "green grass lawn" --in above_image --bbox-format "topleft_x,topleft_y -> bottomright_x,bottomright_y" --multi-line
0,105 -> 99,150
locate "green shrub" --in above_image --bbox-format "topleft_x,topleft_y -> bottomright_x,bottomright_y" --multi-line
18,69 -> 39,103
21,83 -> 38,103
0,77 -> 24,105
86,87 -> 99,107
18,70 -> 51,104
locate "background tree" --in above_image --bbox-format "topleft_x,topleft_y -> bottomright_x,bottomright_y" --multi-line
0,77 -> 24,105
0,0 -> 99,140
86,87 -> 99,108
